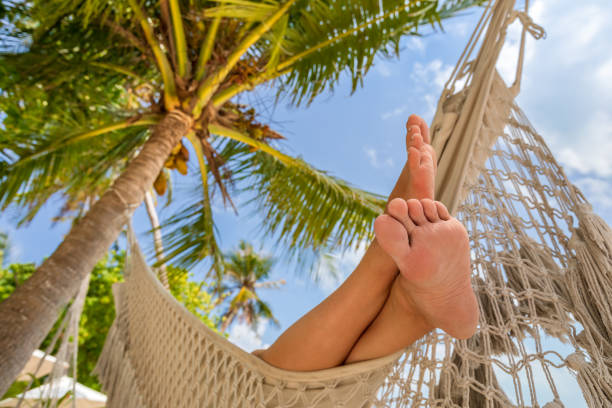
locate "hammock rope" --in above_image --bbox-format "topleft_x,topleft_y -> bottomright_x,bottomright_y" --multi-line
89,0 -> 612,406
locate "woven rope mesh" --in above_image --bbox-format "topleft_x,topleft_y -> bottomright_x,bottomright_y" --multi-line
373,93 -> 612,407
95,235 -> 401,408
95,0 -> 612,406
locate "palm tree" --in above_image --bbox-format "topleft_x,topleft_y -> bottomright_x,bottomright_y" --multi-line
0,0 -> 484,393
0,232 -> 8,267
219,241 -> 284,333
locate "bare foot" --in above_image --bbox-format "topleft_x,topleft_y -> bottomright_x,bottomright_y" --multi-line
374,198 -> 478,339
400,115 -> 436,201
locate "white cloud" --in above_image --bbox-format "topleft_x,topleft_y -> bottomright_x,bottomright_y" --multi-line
595,56 -> 612,92
375,61 -> 393,78
409,59 -> 453,119
406,37 -> 425,53
381,104 -> 408,120
422,93 -> 438,122
364,147 -> 394,168
508,1 -> 612,182
446,20 -> 469,37
554,5 -> 607,64
573,177 -> 612,209
497,27 -> 526,85
411,59 -> 453,90
227,319 -> 270,352
556,110 -> 612,177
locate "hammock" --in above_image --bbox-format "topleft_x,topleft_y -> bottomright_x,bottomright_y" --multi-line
94,0 -> 612,406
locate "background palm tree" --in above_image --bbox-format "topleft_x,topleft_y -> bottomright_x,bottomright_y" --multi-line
0,232 -> 8,267
0,0 -> 484,393
219,241 -> 284,333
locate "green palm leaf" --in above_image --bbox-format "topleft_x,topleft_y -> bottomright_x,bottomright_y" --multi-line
243,150 -> 385,252
207,125 -> 385,257
161,168 -> 223,273
211,132 -> 386,256
204,0 -> 280,22
280,0 -> 485,104
213,0 -> 485,107
0,122 -> 151,223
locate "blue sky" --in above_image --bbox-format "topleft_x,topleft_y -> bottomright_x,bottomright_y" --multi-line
1,1 -> 611,406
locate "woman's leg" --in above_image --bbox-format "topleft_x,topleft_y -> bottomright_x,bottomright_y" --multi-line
256,115 -> 435,371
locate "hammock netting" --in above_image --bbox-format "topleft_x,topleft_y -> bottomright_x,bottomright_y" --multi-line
56,0 -> 611,406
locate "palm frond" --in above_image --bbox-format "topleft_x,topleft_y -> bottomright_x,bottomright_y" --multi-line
0,121 -> 151,222
281,0 -> 485,104
208,123 -> 295,165
168,0 -> 189,78
203,0 -> 279,22
241,150 -> 385,253
18,115 -> 160,165
30,0 -> 131,36
255,300 -> 279,327
212,129 -> 386,255
89,62 -> 148,82
191,0 -> 297,117
212,0 -> 484,107
129,0 -> 180,110
194,15 -> 221,81
266,13 -> 289,71
161,162 -> 223,274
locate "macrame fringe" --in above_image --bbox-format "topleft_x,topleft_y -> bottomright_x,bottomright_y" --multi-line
574,203 -> 612,256
434,339 -> 514,408
502,237 -> 570,340
565,352 -> 612,406
565,204 -> 612,356
560,203 -> 612,405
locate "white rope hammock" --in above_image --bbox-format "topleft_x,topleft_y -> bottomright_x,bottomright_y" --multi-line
87,0 -> 612,406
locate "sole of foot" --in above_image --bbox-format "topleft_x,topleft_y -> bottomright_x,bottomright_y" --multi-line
374,198 -> 479,339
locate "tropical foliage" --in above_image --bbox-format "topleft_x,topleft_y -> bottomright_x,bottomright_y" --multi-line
0,250 -> 219,394
0,232 -> 7,266
0,0 -> 483,272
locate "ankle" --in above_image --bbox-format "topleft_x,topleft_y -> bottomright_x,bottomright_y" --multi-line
389,278 -> 434,337
353,240 -> 399,286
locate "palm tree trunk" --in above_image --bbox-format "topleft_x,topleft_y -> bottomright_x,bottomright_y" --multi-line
220,310 -> 236,333
143,190 -> 169,289
0,110 -> 193,395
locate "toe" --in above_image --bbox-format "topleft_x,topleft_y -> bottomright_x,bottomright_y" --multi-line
411,133 -> 424,149
408,147 -> 421,171
387,197 -> 408,218
387,198 -> 416,235
435,201 -> 451,220
407,199 -> 428,225
374,214 -> 411,264
406,124 -> 423,151
406,114 -> 430,144
421,199 -> 439,222
419,145 -> 434,170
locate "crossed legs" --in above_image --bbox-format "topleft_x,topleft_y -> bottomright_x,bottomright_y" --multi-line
256,115 -> 478,370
